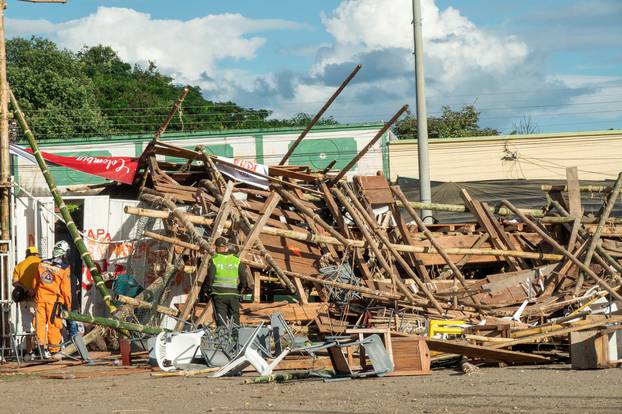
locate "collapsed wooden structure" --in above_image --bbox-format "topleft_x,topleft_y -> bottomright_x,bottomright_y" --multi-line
7,75 -> 622,373
113,135 -> 622,367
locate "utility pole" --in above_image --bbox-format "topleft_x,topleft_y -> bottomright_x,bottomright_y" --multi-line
0,0 -> 10,248
0,0 -> 67,250
412,0 -> 433,223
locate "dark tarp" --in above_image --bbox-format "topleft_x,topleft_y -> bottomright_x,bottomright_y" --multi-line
396,176 -> 618,224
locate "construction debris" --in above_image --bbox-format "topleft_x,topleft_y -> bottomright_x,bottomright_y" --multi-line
4,88 -> 622,383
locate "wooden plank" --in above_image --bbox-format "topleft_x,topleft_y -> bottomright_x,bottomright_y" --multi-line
174,183 -> 234,330
437,233 -> 490,279
570,330 -> 610,369
239,192 -> 282,260
388,336 -> 431,376
390,203 -> 432,284
252,271 -> 261,303
481,264 -> 557,294
490,315 -> 622,349
426,338 -> 549,364
461,189 -> 522,271
268,166 -> 317,182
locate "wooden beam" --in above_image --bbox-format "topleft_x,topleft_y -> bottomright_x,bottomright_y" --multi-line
426,338 -> 549,364
329,104 -> 408,185
332,186 -> 440,311
125,205 -> 565,261
174,183 -> 234,330
501,199 -> 622,302
239,192 -> 282,260
279,64 -> 361,165
576,171 -> 622,294
393,186 -> 484,311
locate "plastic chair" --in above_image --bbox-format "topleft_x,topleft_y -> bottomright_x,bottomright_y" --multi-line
211,322 -> 290,377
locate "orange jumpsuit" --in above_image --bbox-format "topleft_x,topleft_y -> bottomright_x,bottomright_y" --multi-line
35,259 -> 71,353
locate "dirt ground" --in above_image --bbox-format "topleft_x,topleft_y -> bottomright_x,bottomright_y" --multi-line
2,364 -> 622,414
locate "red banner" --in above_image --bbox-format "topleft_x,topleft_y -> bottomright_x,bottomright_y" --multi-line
33,150 -> 139,185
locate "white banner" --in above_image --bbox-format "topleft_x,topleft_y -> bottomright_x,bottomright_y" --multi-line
9,143 -> 37,164
215,156 -> 270,189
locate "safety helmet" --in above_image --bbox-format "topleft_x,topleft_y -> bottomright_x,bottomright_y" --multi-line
52,240 -> 70,258
25,246 -> 38,255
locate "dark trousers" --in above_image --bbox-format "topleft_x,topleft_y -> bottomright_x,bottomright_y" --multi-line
212,295 -> 240,327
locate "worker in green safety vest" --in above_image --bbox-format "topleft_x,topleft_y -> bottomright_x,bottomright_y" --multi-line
200,237 -> 249,327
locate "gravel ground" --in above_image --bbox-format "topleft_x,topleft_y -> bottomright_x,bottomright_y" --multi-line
2,364 -> 622,414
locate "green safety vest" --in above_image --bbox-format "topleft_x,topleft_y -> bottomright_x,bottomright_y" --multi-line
212,253 -> 240,294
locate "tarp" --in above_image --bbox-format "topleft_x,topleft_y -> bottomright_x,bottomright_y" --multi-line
396,176 -> 618,223
10,144 -> 139,185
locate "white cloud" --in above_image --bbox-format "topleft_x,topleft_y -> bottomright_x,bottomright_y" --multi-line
8,7 -> 305,89
316,0 -> 528,88
6,2 -> 614,132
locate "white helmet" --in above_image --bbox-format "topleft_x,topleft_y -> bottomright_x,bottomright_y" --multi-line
52,240 -> 70,258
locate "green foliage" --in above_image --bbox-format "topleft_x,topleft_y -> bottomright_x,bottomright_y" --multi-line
394,105 -> 498,139
7,37 -> 112,139
8,38 -> 338,140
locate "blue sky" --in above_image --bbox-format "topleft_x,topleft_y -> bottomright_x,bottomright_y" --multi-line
6,0 -> 622,133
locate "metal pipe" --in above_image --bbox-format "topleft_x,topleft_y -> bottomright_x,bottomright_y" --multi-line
412,0 -> 432,223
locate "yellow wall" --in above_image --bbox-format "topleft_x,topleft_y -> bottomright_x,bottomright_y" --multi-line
389,130 -> 622,182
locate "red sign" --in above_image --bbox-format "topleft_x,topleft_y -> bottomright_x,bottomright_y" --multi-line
33,150 -> 139,185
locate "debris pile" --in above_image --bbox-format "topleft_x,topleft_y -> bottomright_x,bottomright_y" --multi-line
4,86 -> 622,382
68,137 -> 622,378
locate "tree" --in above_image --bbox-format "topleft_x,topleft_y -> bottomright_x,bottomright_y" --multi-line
394,105 -> 498,139
8,38 -> 340,140
510,115 -> 540,135
7,37 -> 112,140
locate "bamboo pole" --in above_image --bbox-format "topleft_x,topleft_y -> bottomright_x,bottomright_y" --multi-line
54,247 -> 182,360
243,370 -> 331,384
138,87 -> 190,188
329,105 -> 408,185
576,172 -> 622,294
398,200 -> 622,224
152,367 -> 220,377
540,184 -> 610,193
115,294 -> 179,317
144,231 -> 200,251
124,206 -> 565,261
392,185 -> 483,310
155,87 -> 190,140
61,310 -> 166,335
546,195 -> 622,275
10,89 -> 116,312
488,314 -> 622,349
279,64 -> 361,165
500,199 -> 622,302
273,185 -> 351,247
332,187 -> 431,309
340,184 -> 450,311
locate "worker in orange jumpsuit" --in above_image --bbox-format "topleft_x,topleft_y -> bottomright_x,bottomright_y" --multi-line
35,240 -> 72,357
12,246 -> 41,359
